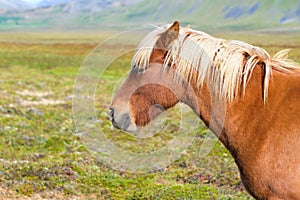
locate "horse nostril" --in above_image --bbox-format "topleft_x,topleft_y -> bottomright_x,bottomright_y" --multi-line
108,107 -> 114,120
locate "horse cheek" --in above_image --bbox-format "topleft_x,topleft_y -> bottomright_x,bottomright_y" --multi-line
128,93 -> 152,126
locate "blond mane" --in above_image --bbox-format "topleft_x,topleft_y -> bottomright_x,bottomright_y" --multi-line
132,24 -> 298,102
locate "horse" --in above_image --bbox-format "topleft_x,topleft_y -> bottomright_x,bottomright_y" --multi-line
109,21 -> 300,199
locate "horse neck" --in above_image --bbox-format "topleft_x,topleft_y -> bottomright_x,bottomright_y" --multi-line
183,65 -> 278,157
186,64 -> 300,162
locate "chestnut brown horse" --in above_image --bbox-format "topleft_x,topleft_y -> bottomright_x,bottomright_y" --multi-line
109,21 -> 300,199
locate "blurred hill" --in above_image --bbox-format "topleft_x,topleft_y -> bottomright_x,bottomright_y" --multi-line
0,0 -> 34,13
0,0 -> 300,31
37,0 -> 69,8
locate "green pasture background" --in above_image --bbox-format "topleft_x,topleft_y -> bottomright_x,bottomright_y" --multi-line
0,29 -> 299,199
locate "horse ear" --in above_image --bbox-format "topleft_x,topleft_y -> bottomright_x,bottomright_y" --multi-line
168,21 -> 180,35
150,21 -> 180,63
157,21 -> 180,49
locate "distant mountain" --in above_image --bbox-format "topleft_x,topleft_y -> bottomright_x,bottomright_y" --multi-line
58,0 -> 143,13
1,0 -> 300,31
65,0 -> 300,30
36,0 -> 143,12
61,0 -> 120,13
0,0 -> 33,13
112,0 -> 300,29
37,0 -> 69,8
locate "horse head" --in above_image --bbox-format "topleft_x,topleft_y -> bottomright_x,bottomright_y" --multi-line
109,21 -> 183,132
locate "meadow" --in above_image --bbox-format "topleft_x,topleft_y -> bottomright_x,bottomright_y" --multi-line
0,30 -> 299,199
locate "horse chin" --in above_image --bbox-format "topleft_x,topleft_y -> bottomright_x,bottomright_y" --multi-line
122,123 -> 138,132
112,123 -> 137,133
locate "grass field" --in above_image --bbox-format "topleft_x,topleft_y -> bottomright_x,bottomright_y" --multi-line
0,30 -> 299,199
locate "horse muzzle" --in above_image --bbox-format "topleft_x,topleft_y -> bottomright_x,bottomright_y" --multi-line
108,107 -> 137,132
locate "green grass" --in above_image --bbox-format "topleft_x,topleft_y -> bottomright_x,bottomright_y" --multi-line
0,31 -> 299,199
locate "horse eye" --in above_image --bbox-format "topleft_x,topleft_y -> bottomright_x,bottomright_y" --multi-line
136,67 -> 148,73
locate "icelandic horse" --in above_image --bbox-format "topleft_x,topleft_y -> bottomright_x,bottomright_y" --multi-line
109,21 -> 300,199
